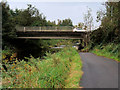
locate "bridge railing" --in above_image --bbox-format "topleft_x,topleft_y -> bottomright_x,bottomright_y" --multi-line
16,26 -> 74,32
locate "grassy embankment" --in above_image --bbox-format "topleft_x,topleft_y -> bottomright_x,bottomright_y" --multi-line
2,47 -> 83,88
82,43 -> 120,62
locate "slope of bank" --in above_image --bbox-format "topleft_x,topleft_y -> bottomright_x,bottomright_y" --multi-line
2,47 -> 82,88
90,43 -> 120,62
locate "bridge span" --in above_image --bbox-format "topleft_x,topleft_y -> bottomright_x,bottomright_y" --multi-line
16,26 -> 90,40
17,31 -> 87,39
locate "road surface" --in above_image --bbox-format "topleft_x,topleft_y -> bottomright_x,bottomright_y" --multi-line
79,53 -> 118,88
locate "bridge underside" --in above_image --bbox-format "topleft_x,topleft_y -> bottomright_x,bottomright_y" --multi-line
17,37 -> 83,39
16,31 -> 86,39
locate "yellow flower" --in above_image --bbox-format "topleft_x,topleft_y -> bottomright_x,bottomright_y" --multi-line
5,59 -> 8,63
2,55 -> 6,59
13,63 -> 15,65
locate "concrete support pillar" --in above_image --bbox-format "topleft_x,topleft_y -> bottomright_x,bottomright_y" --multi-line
39,27 -> 41,31
56,27 -> 57,30
24,27 -> 26,32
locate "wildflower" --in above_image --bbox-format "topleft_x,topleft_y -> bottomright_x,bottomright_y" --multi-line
13,63 -> 15,65
5,59 -> 8,63
12,53 -> 17,57
25,64 -> 27,66
12,64 -> 16,69
2,55 -> 6,59
10,57 -> 12,61
12,66 -> 15,69
8,81 -> 10,83
25,67 -> 27,70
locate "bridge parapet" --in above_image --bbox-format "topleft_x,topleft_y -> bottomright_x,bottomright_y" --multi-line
16,26 -> 74,32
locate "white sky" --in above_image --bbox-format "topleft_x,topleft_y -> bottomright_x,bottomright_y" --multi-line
6,0 -> 107,28
4,0 -> 120,2
4,0 -> 108,2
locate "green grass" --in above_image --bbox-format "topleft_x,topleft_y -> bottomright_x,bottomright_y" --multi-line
2,47 -> 82,88
65,56 -> 83,88
90,43 -> 120,61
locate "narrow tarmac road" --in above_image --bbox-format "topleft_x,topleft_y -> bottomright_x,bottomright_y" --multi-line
79,53 -> 118,88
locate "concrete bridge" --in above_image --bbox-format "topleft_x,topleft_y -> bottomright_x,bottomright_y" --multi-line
16,26 -> 90,39
16,26 -> 91,46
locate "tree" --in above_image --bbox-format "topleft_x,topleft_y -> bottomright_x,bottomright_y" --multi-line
90,2 -> 120,46
61,18 -> 73,26
2,1 -> 16,48
100,2 -> 119,43
57,19 -> 62,26
78,22 -> 84,29
47,20 -> 56,26
11,4 -> 48,26
57,18 -> 73,26
96,9 -> 106,22
84,8 -> 93,31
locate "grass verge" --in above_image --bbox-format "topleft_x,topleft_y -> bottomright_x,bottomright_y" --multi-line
2,47 -> 82,88
65,56 -> 83,88
90,43 -> 120,62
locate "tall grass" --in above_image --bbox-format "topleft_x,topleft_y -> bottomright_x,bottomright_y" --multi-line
90,43 -> 120,61
2,47 -> 82,88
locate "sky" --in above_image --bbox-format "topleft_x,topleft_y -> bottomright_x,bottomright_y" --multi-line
6,0 -> 107,29
5,0 -> 108,2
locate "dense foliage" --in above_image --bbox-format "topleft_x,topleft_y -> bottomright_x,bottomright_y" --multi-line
91,43 -> 120,61
2,2 -> 16,48
2,47 -> 82,88
57,19 -> 73,26
90,2 -> 120,46
89,2 -> 120,60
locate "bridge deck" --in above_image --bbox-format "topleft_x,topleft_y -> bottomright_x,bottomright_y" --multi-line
17,37 -> 83,39
16,30 -> 89,39
17,30 -> 73,32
